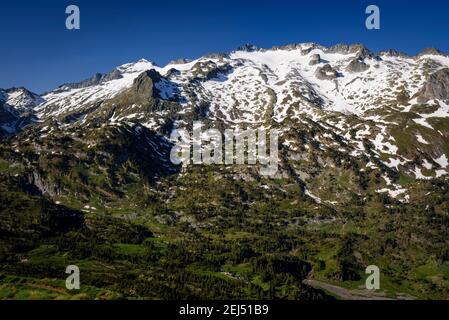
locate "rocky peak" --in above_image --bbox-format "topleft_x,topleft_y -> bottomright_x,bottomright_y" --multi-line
169,58 -> 192,65
379,49 -> 410,58
299,43 -> 324,55
272,43 -> 306,51
326,43 -> 372,57
236,43 -> 259,52
132,69 -> 163,99
418,48 -> 448,57
0,87 -> 40,138
3,87 -> 43,111
56,68 -> 123,92
203,53 -> 230,60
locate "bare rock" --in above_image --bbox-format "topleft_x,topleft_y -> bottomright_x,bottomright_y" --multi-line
315,64 -> 338,80
132,70 -> 162,99
309,54 -> 321,66
346,58 -> 370,73
326,44 -> 372,58
379,49 -> 410,58
417,48 -> 448,58
417,68 -> 449,103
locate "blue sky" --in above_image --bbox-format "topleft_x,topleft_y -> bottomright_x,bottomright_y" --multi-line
1,0 -> 448,93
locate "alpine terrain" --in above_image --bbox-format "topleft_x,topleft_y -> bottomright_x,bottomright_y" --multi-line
1,43 -> 449,300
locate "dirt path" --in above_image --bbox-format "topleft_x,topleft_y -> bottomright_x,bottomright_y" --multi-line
303,279 -> 395,300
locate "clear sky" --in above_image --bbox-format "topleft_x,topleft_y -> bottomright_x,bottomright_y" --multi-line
1,0 -> 448,93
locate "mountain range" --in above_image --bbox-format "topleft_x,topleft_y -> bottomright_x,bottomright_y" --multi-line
1,42 -> 449,300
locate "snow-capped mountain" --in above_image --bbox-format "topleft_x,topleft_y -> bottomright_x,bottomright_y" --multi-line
0,87 -> 42,137
36,43 -> 449,122
3,42 -> 449,203
3,87 -> 44,112
4,42 -> 449,301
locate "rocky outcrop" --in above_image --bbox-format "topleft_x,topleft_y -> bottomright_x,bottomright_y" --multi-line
168,58 -> 192,65
28,171 -> 61,197
236,43 -> 259,52
417,68 -> 449,102
379,49 -> 410,58
417,48 -> 448,58
326,44 -> 373,58
56,68 -> 123,91
192,61 -> 233,81
346,58 -> 369,73
165,68 -> 181,79
309,54 -> 321,66
315,64 -> 338,80
273,43 -> 301,51
203,53 -> 230,60
104,69 -> 164,109
133,69 -> 162,99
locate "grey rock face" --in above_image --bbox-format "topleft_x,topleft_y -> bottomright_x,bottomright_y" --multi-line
165,68 -> 181,79
417,48 -> 448,57
326,43 -> 352,54
29,171 -> 60,197
102,69 -> 123,82
346,58 -> 370,73
203,53 -> 230,60
315,64 -> 338,80
379,49 -> 410,58
309,54 -> 321,66
326,44 -> 375,61
300,48 -> 311,55
300,44 -> 322,55
355,47 -> 375,60
417,68 -> 449,103
168,58 -> 192,65
327,43 -> 367,54
56,69 -> 123,91
132,70 -> 162,100
236,43 -> 259,52
272,43 -> 302,51
191,60 -> 233,81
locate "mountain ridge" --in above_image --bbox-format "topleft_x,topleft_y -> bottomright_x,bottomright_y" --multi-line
5,42 -> 448,95
2,41 -> 449,201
